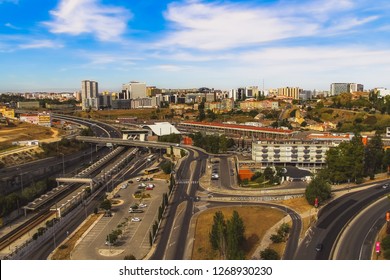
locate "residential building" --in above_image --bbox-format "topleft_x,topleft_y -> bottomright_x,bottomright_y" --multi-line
17,101 -> 40,109
81,80 -> 99,110
239,100 -> 279,111
376,88 -> 390,97
245,86 -> 259,98
277,87 -> 301,100
252,139 -> 336,169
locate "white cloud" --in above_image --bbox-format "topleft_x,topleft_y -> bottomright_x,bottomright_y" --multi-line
153,64 -> 184,71
5,23 -> 20,30
18,40 -> 63,49
44,0 -> 131,41
159,0 -> 379,51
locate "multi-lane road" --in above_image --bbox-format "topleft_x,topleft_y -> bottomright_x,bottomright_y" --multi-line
296,184 -> 390,260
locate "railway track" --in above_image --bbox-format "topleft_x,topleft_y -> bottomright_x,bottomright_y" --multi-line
0,210 -> 55,251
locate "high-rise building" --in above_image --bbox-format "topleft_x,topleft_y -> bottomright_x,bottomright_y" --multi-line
81,80 -> 99,110
121,81 -> 147,99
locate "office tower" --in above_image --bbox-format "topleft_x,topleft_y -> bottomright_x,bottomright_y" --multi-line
121,81 -> 147,99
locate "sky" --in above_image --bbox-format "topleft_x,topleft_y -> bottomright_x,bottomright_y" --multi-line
1,0 -> 390,92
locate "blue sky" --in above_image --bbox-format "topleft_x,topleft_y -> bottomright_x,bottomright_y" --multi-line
1,0 -> 390,92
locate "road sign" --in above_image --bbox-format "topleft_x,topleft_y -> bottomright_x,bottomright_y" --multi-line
375,242 -> 381,253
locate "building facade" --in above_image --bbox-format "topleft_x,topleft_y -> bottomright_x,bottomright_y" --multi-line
252,140 -> 336,168
277,87 -> 301,100
121,81 -> 147,99
330,83 -> 364,96
81,80 -> 99,110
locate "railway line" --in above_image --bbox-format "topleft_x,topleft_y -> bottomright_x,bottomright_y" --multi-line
0,210 -> 54,252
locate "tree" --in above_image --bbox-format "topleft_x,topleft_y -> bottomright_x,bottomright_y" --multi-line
226,211 -> 245,259
263,167 -> 274,181
364,132 -> 384,178
305,176 -> 331,205
270,234 -> 283,243
324,135 -> 364,183
381,235 -> 390,251
100,199 -> 112,211
160,161 -> 172,174
209,211 -> 227,258
260,248 -> 280,260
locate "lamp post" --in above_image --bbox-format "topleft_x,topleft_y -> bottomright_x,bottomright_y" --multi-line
90,144 -> 93,163
60,153 -> 65,175
17,168 -> 24,193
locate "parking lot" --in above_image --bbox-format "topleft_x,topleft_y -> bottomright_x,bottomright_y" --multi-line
71,177 -> 169,260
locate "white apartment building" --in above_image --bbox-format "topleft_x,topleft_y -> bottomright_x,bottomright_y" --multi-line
252,140 -> 337,169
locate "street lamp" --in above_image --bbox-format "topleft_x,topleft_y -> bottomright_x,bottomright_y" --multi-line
17,168 -> 24,193
60,153 -> 65,175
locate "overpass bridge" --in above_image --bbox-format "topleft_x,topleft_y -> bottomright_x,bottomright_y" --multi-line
76,136 -> 176,149
56,177 -> 95,190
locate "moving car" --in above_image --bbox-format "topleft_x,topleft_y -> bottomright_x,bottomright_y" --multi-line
131,217 -> 141,222
315,243 -> 323,252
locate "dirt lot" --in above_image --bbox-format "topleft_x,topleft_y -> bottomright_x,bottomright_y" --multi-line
191,206 -> 285,260
0,122 -> 59,148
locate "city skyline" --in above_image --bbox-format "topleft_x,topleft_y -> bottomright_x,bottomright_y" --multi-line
1,0 -> 390,92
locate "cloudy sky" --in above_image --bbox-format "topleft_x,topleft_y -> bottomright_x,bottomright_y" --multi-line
1,0 -> 390,92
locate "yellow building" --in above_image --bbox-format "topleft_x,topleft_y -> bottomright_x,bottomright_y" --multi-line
0,106 -> 15,118
277,87 -> 301,100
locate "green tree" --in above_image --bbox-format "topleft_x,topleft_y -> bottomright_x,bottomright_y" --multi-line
384,249 -> 390,260
160,161 -> 172,174
324,135 -> 364,183
226,210 -> 245,259
260,248 -> 280,260
209,211 -> 227,259
305,176 -> 331,205
263,167 -> 274,181
270,234 -> 283,243
364,132 -> 384,178
100,199 -> 112,211
381,235 -> 390,250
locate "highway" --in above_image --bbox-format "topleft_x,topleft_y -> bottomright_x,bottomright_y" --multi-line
295,183 -> 390,260
334,196 -> 390,260
151,148 -> 207,259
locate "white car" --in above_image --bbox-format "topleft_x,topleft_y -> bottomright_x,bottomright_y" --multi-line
131,217 -> 141,222
139,203 -> 147,208
136,178 -> 141,182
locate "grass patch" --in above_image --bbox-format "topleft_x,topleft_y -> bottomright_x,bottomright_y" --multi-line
192,206 -> 285,260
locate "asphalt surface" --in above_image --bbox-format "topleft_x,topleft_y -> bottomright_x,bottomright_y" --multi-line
151,148 -> 208,259
334,196 -> 390,260
295,182 -> 390,260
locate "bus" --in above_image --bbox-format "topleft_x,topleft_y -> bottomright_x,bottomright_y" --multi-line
144,167 -> 160,175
